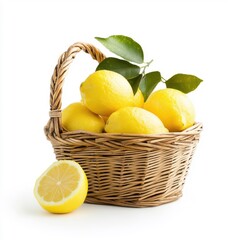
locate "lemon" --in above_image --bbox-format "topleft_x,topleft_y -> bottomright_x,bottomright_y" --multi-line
133,89 -> 144,107
100,115 -> 109,123
34,160 -> 88,213
80,70 -> 134,116
105,107 -> 168,134
62,102 -> 105,133
144,88 -> 195,132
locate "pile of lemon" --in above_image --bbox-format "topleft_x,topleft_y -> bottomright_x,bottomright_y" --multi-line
62,69 -> 195,134
34,69 -> 196,214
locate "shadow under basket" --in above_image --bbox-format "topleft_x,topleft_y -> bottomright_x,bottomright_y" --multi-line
44,42 -> 203,208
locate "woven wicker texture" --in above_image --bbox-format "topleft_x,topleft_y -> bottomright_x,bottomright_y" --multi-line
44,42 -> 203,207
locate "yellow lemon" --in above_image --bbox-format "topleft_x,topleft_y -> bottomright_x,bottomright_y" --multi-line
133,89 -> 144,107
34,160 -> 88,213
80,70 -> 134,116
100,115 -> 109,123
105,107 -> 168,134
62,102 -> 105,133
144,88 -> 195,132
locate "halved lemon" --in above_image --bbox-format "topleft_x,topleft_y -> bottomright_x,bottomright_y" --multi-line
34,160 -> 88,213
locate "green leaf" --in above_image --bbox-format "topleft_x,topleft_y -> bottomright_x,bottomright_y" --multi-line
165,73 -> 203,93
95,35 -> 144,64
96,57 -> 140,79
139,71 -> 161,101
128,74 -> 142,95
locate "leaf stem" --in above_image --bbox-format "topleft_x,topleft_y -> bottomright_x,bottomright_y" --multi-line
140,59 -> 153,76
140,59 -> 153,69
161,76 -> 167,83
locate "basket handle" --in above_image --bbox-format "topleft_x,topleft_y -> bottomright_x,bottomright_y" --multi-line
45,42 -> 106,139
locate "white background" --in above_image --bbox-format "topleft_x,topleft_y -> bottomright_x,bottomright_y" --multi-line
1,0 -> 240,239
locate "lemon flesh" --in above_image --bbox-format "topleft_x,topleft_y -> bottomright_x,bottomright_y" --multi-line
34,160 -> 88,213
144,88 -> 195,132
62,102 -> 105,133
80,70 -> 134,116
105,107 -> 168,134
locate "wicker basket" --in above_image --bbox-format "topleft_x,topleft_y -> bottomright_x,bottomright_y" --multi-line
44,42 -> 203,207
